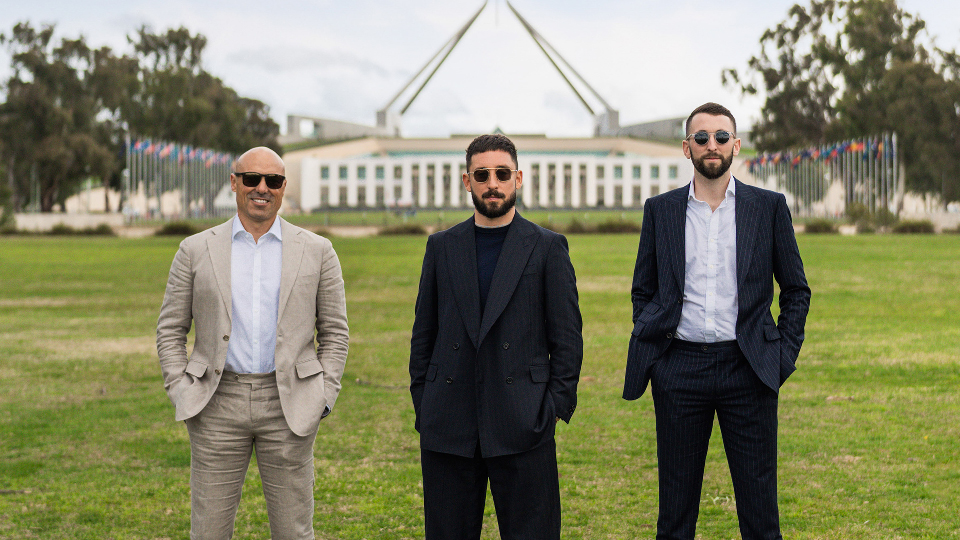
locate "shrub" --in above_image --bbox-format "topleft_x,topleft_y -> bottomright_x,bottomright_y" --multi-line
856,221 -> 876,234
594,219 -> 642,234
804,219 -> 838,234
565,219 -> 591,233
314,227 -> 333,237
536,221 -> 563,233
846,202 -> 870,225
49,223 -> 77,235
83,224 -> 116,236
156,221 -> 198,236
892,220 -> 935,234
379,223 -> 427,235
875,207 -> 898,228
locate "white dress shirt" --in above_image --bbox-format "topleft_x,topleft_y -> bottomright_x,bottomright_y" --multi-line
224,216 -> 283,373
676,179 -> 738,343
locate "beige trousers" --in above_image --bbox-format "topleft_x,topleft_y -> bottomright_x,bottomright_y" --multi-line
184,371 -> 317,540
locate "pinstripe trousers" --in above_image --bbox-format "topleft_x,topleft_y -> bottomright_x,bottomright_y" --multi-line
184,371 -> 317,540
650,340 -> 781,540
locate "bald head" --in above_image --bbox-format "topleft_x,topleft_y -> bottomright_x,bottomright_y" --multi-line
234,146 -> 285,175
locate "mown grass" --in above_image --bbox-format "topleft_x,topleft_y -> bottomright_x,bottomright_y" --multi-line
0,233 -> 958,539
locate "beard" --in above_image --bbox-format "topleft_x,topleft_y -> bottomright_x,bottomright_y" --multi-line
692,150 -> 734,180
471,188 -> 517,220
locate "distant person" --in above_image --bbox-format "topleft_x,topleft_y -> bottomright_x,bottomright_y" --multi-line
623,103 -> 810,539
156,146 -> 349,539
409,134 -> 583,539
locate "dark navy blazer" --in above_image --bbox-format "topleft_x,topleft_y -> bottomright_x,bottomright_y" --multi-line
410,214 -> 583,458
623,179 -> 811,400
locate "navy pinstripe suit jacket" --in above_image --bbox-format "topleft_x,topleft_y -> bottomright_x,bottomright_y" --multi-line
623,179 -> 811,400
410,214 -> 583,458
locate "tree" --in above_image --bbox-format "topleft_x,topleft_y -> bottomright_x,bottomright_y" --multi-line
123,26 -> 281,155
724,0 -> 960,203
0,23 -> 118,211
0,23 -> 282,213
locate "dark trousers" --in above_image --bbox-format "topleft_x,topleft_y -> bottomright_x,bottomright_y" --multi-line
650,340 -> 781,540
420,439 -> 561,540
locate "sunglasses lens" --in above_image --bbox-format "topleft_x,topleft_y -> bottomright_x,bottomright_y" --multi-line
715,131 -> 731,145
473,169 -> 490,182
263,175 -> 285,189
495,168 -> 513,182
241,173 -> 261,187
693,132 -> 710,145
239,173 -> 284,188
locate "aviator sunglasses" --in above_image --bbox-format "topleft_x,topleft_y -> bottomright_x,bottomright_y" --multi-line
469,167 -> 518,183
234,172 -> 286,189
686,130 -> 735,146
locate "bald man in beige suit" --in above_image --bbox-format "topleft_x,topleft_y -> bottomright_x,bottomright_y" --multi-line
157,147 -> 349,539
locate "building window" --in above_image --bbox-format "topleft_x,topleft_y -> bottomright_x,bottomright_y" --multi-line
632,165 -> 641,179
376,166 -> 385,180
394,165 -> 402,179
357,166 -> 366,180
596,165 -> 605,179
651,185 -> 660,197
321,166 -> 329,179
614,165 -> 623,179
651,165 -> 660,179
339,166 -> 348,180
668,165 -> 678,179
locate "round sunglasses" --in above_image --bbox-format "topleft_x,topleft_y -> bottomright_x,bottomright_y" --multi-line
468,167 -> 518,183
686,130 -> 735,146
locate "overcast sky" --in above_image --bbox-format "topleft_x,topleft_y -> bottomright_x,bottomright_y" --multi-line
2,0 -> 958,138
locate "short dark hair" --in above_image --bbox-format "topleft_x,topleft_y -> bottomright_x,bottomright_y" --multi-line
685,102 -> 737,135
465,134 -> 518,169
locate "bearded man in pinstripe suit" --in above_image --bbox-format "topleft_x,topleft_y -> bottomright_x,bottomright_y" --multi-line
623,103 -> 811,540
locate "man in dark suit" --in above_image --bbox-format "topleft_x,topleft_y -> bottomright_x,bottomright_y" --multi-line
410,134 -> 583,539
623,103 -> 811,540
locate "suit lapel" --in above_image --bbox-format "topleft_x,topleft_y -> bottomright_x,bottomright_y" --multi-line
734,179 -> 758,290
667,185 -> 689,290
277,218 -> 305,323
447,219 -> 482,349
207,220 -> 234,321
477,215 -> 538,346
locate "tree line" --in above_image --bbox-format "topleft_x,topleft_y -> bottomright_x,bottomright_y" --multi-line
0,23 -> 281,213
724,0 -> 960,205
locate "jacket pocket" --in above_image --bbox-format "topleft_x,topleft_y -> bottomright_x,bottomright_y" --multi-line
764,325 -> 782,341
425,364 -> 438,382
184,361 -> 207,378
295,359 -> 324,378
530,364 -> 549,383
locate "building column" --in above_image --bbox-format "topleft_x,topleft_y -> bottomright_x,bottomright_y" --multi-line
417,160 -> 429,208
346,164 -> 358,207
449,161 -> 462,207
300,157 -> 320,212
433,160 -> 445,208
554,161 -> 565,207
570,162 -> 582,208
538,160 -> 550,207
328,162 -> 341,208
585,158 -> 598,207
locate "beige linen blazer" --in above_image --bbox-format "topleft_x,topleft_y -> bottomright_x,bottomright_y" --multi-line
156,217 -> 349,436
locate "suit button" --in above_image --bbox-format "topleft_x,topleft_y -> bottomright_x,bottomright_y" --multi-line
678,299 -> 682,304
506,377 -> 513,384
453,343 -> 460,350
666,332 -> 673,339
215,369 -> 221,375
702,345 -> 709,352
503,342 -> 509,349
222,335 -> 229,341
446,377 -> 453,384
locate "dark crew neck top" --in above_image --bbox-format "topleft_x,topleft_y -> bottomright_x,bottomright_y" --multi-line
475,223 -> 511,313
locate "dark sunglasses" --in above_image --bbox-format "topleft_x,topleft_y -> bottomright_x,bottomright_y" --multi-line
234,172 -> 285,189
686,130 -> 735,146
469,167 -> 518,183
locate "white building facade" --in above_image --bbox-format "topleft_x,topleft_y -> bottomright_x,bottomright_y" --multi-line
299,152 -> 693,211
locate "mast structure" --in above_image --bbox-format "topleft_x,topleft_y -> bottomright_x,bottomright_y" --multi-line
376,1 -> 619,136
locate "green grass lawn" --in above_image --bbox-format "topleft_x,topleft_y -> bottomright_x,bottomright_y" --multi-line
0,233 -> 958,539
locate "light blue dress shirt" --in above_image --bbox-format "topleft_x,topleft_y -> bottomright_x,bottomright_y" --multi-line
676,179 -> 739,343
224,216 -> 283,374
